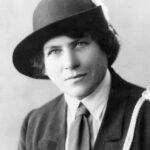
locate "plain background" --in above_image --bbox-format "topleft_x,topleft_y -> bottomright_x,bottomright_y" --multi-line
0,0 -> 150,149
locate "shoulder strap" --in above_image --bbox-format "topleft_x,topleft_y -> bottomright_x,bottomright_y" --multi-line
123,86 -> 150,150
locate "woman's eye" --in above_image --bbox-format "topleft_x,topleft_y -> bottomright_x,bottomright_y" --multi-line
47,49 -> 61,56
75,41 -> 88,48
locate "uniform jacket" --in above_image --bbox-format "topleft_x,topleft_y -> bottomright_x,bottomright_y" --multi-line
18,68 -> 150,150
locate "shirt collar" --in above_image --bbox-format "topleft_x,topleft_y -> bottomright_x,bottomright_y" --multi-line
65,69 -> 111,121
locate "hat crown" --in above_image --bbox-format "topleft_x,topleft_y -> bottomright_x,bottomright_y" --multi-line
33,0 -> 96,31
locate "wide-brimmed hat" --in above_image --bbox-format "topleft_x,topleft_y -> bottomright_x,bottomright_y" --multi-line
13,0 -> 109,79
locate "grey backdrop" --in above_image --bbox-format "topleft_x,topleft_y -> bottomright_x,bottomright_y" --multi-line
0,0 -> 150,150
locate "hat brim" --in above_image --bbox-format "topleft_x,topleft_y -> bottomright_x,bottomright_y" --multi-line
13,6 -> 108,79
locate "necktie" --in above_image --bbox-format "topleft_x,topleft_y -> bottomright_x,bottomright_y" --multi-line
68,103 -> 91,150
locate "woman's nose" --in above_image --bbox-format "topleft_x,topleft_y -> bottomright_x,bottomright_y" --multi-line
63,49 -> 80,70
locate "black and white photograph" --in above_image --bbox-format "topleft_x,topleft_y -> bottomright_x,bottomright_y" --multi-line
0,0 -> 150,150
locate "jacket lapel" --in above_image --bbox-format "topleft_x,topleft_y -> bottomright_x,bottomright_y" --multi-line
94,68 -> 132,150
39,95 -> 67,150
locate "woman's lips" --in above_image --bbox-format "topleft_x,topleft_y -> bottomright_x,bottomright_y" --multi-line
65,73 -> 87,81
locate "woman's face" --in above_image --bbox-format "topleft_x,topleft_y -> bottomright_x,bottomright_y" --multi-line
43,34 -> 108,99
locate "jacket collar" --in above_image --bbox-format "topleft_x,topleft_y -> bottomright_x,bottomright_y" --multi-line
103,68 -> 130,140
94,68 -> 131,149
39,95 -> 67,150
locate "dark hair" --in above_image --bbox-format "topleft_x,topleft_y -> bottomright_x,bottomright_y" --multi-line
31,24 -> 120,78
30,50 -> 46,79
94,24 -> 120,66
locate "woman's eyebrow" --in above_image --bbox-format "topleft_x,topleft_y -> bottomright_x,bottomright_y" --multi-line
69,39 -> 80,46
44,45 -> 61,52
